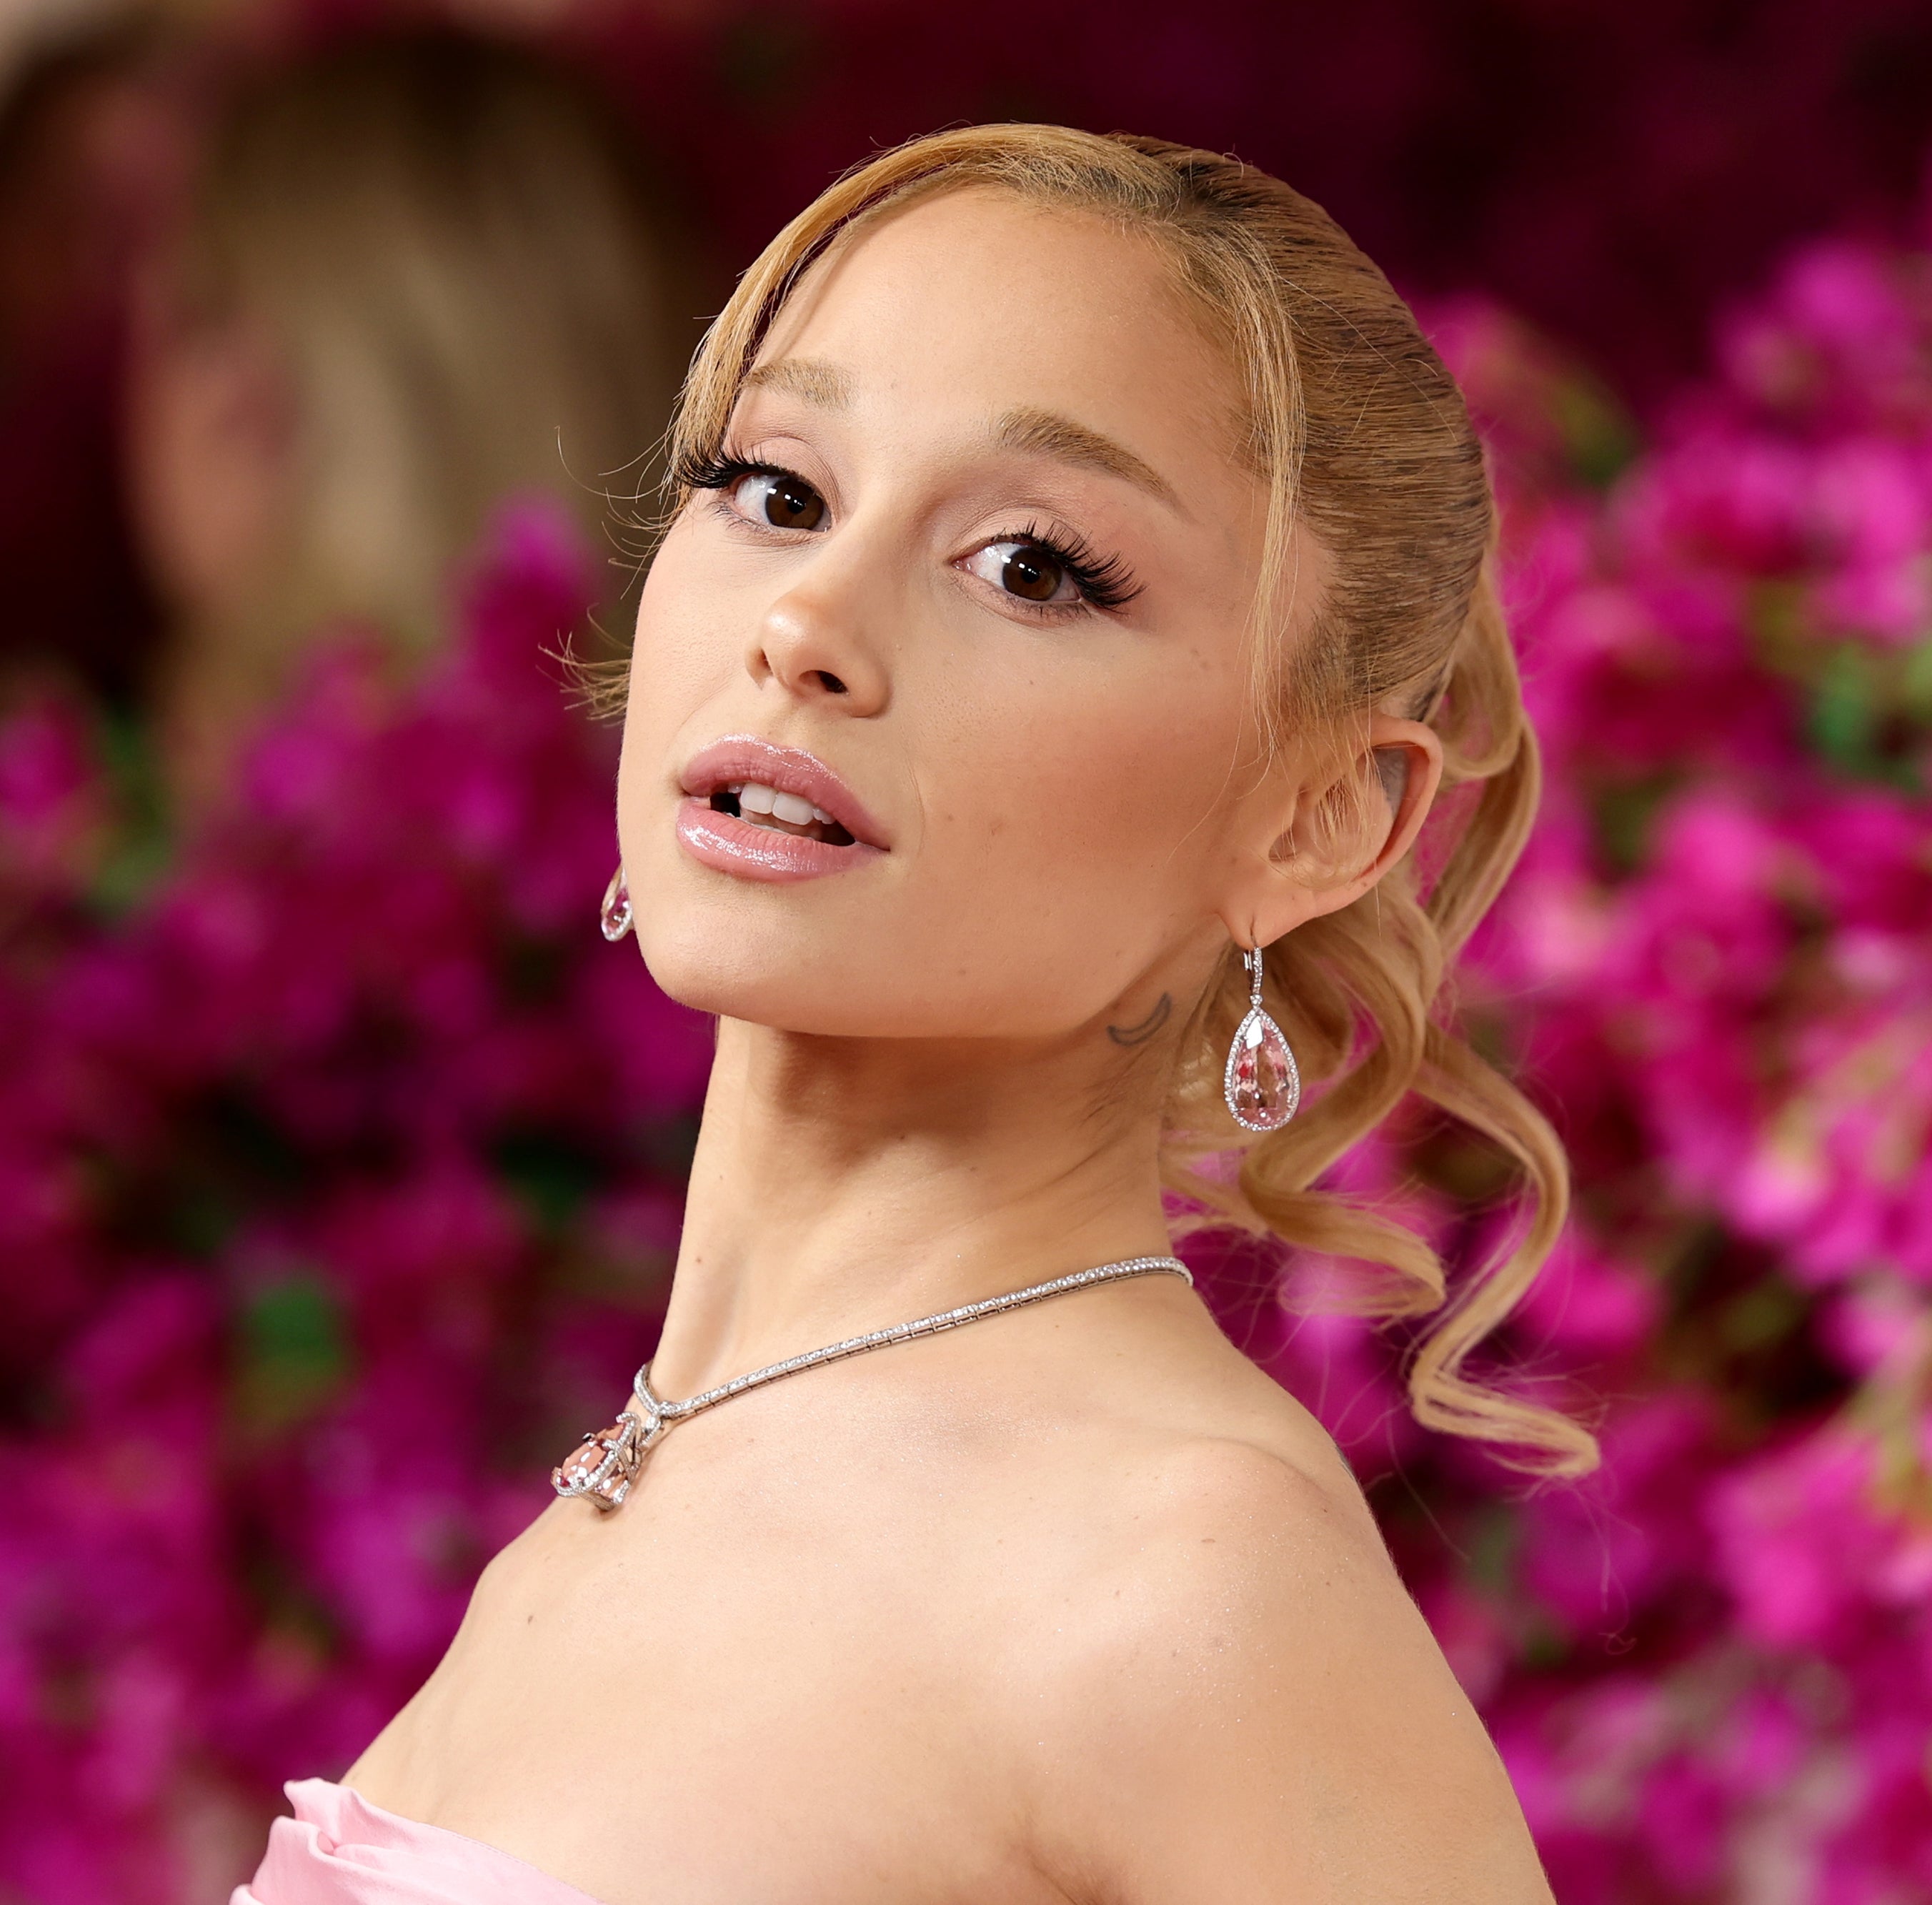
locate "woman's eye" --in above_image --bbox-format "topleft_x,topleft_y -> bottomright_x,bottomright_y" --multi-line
962,539 -> 1078,605
735,469 -> 826,531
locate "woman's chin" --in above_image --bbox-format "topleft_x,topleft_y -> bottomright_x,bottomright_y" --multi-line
633,935 -> 890,1037
656,990 -> 924,1041
633,934 -> 1005,1042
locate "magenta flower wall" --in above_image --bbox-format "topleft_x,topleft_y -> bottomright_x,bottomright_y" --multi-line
0,512 -> 714,1896
6,161 -> 1932,1905
1279,225 -> 1932,1898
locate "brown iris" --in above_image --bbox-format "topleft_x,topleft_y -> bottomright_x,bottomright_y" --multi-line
760,473 -> 825,529
1000,542 -> 1063,602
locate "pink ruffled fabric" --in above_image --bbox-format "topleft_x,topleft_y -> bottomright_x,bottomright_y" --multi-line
234,1779 -> 606,1905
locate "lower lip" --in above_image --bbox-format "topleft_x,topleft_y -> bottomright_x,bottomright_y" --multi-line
674,799 -> 884,883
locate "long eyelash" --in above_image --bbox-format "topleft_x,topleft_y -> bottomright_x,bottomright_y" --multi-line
1007,519 -> 1144,613
680,452 -> 1141,615
674,445 -> 762,492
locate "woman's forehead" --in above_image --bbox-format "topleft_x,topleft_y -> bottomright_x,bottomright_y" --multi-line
776,191 -> 1165,336
745,189 -> 1252,492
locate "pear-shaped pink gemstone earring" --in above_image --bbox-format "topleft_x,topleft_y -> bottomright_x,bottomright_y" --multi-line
1224,944 -> 1300,1132
599,866 -> 633,941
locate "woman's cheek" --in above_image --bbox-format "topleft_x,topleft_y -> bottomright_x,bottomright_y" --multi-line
630,558 -> 751,732
938,701 -> 1197,903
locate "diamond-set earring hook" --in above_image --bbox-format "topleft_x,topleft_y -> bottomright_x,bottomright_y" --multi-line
1223,942 -> 1300,1132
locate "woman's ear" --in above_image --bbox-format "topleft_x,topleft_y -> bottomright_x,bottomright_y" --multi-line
1219,713 -> 1444,949
1363,711 -> 1443,868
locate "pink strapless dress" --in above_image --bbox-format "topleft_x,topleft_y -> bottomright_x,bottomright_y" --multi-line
234,1780 -> 605,1905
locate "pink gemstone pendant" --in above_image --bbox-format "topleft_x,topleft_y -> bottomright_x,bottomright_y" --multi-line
1224,1004 -> 1301,1132
551,1410 -> 657,1512
1224,944 -> 1300,1133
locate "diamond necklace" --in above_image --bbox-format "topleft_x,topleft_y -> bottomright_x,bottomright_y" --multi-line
550,1253 -> 1192,1513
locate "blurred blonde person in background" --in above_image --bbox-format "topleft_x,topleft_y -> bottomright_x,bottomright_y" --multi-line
125,28 -> 684,802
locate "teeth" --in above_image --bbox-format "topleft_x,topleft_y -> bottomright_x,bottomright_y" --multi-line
724,780 -> 840,834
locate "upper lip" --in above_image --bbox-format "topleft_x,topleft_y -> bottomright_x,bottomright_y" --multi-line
679,735 -> 890,849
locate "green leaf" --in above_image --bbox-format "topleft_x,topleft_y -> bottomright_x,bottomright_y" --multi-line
235,1275 -> 352,1431
1810,646 -> 1877,770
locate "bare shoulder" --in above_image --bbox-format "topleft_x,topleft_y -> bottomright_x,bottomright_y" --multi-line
1024,1433 -> 1553,1905
1065,1431 -> 1414,1694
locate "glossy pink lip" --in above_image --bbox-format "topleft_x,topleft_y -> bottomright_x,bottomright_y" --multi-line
674,735 -> 889,885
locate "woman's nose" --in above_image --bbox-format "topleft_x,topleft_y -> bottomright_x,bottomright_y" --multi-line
750,576 -> 890,715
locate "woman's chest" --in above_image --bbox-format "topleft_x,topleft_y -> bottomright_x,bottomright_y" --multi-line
353,1435 -> 1094,1905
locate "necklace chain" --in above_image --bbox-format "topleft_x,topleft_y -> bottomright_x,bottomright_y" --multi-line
639,1253 -> 1192,1419
552,1253 -> 1192,1513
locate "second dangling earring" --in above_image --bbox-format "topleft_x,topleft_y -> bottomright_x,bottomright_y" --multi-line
599,865 -> 633,941
1223,942 -> 1300,1132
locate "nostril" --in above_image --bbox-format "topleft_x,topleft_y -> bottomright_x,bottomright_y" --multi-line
808,669 -> 849,695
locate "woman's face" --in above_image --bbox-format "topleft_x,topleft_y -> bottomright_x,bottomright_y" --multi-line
620,187 -> 1294,1040
125,277 -> 295,635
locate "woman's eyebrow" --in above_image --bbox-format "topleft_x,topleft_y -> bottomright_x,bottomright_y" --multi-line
995,405 -> 1179,506
743,357 -> 855,407
739,367 -> 1180,507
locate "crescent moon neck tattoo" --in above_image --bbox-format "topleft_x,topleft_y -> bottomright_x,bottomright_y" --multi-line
1106,993 -> 1172,1048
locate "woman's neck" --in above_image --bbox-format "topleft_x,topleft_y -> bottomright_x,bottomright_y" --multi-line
649,1015 -> 1176,1398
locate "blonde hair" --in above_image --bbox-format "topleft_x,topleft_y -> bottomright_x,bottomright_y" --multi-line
180,29 -> 678,670
664,124 -> 1597,1479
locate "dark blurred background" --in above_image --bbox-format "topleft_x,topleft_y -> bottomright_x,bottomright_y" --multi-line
4,4 -> 1932,1901
8,0 -> 1932,720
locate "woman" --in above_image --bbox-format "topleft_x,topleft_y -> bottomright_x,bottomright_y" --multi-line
241,125 -> 1593,1904
124,29 -> 683,802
